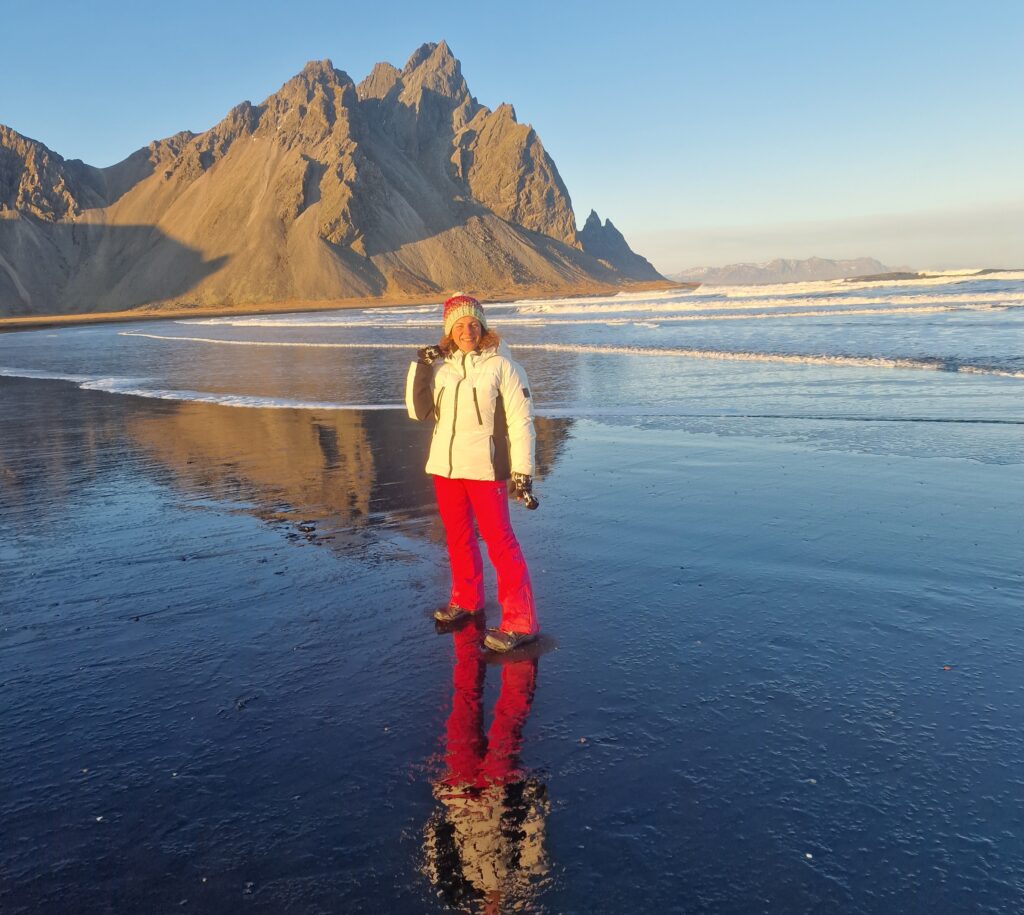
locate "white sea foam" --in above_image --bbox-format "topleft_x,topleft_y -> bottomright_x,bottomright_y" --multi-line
0,366 -> 405,410
178,318 -> 440,329
179,273 -> 1024,330
516,292 -> 1024,317
123,332 -> 414,348
507,288 -> 689,308
0,367 -> 96,383
111,334 -> 1024,379
153,299 -> 1021,332
514,344 -> 1024,378
510,303 -> 1014,325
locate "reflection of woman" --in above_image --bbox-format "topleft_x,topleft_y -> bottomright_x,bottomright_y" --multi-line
423,621 -> 549,909
406,294 -> 540,652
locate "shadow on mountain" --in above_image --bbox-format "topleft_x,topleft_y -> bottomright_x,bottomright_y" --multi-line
352,90 -> 622,285
0,218 -> 228,317
72,147 -> 158,209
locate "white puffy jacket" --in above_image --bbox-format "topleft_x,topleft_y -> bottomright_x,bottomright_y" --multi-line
405,342 -> 536,480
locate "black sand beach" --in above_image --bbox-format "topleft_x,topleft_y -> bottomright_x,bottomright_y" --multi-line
3,375 -> 1024,913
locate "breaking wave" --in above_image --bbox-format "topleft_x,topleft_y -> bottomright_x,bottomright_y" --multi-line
177,290 -> 1024,328
0,367 -> 404,410
516,293 -> 1024,317
115,333 -> 1024,378
515,343 -> 1024,378
123,332 -> 413,348
3,366 -> 1020,423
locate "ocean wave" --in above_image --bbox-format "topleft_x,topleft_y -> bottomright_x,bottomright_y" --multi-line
683,269 -> 1024,297
553,407 -> 1024,425
0,366 -> 405,410
177,317 -> 440,329
514,344 -> 1024,378
0,367 -> 96,383
112,333 -> 1024,378
4,366 -> 1020,422
520,296 -> 1024,323
512,303 -> 1014,324
507,288 -> 690,308
164,300 -> 1021,332
123,332 -> 415,348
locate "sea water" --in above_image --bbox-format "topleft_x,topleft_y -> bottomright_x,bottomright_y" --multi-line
2,271 -> 1024,913
2,270 -> 1022,458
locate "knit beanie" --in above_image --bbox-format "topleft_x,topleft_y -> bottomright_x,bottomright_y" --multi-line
443,294 -> 487,336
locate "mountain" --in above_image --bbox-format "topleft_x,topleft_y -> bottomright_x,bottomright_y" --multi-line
578,210 -> 661,281
670,256 -> 892,285
0,42 -> 662,317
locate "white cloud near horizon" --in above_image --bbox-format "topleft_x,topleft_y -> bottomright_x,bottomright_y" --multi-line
634,202 -> 1024,274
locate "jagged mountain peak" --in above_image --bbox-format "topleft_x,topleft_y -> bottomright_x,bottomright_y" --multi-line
579,210 -> 661,281
0,124 -> 108,219
357,61 -> 402,101
400,40 -> 468,103
246,60 -> 360,148
301,58 -> 338,77
273,59 -> 355,100
491,102 -> 518,124
402,40 -> 455,74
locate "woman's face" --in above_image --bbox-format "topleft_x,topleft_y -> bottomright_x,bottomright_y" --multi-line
451,316 -> 483,353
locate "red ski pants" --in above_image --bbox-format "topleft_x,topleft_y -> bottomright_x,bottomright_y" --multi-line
433,476 -> 537,634
443,621 -> 538,787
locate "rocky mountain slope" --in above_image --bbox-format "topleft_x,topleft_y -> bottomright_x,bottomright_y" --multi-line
670,256 -> 891,285
0,42 -> 661,317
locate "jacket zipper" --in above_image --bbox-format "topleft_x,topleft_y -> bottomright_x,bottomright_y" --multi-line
472,388 -> 483,425
448,353 -> 468,476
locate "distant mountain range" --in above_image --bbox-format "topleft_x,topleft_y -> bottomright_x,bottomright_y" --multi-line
0,42 -> 662,317
670,257 -> 895,285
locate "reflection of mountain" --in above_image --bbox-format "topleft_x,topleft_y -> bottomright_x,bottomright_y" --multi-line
0,375 -> 573,547
127,402 -> 573,540
0,376 -> 145,519
129,404 -> 432,532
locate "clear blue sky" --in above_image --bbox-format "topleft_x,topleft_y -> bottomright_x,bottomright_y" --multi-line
3,0 -> 1021,270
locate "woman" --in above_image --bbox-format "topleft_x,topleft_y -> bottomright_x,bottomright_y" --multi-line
405,294 -> 539,652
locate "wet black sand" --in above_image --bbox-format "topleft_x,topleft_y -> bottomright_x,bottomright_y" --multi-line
3,376 -> 1024,913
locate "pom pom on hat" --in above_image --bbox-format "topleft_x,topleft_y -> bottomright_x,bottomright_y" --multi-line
443,293 -> 487,336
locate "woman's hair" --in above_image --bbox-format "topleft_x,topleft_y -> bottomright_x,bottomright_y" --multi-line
438,328 -> 501,356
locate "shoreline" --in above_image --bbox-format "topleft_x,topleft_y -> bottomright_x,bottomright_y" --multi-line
0,279 -> 687,333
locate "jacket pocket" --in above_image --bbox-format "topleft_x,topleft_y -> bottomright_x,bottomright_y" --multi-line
433,387 -> 445,432
472,388 -> 483,425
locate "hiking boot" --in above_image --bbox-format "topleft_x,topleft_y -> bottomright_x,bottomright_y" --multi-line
483,628 -> 538,653
433,603 -> 475,625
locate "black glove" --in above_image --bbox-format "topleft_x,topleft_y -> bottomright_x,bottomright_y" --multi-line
417,345 -> 443,365
510,472 -> 539,510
